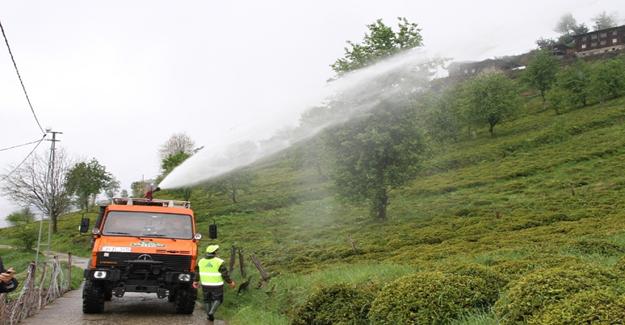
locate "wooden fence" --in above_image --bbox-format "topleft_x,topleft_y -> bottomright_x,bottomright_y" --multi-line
0,255 -> 72,325
228,245 -> 272,292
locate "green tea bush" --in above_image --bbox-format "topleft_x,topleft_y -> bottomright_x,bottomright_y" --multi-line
492,259 -> 538,279
291,283 -> 377,325
530,289 -> 625,324
368,272 -> 489,324
444,263 -> 509,304
494,265 -> 618,324
615,256 -> 625,274
492,255 -> 583,280
567,239 -> 625,256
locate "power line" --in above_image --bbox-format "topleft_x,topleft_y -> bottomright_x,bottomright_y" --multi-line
0,18 -> 46,135
0,136 -> 46,152
0,135 -> 45,183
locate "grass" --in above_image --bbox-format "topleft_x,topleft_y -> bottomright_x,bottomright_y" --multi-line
0,248 -> 83,300
2,94 -> 625,323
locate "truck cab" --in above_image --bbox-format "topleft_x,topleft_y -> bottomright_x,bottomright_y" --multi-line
81,197 -> 201,314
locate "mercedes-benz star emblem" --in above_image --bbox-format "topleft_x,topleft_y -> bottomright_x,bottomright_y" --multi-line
137,254 -> 153,261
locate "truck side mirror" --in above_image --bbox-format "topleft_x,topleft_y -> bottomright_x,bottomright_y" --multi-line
79,217 -> 90,233
209,223 -> 217,239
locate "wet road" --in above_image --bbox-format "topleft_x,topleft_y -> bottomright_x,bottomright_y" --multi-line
21,289 -> 226,325
3,246 -> 226,324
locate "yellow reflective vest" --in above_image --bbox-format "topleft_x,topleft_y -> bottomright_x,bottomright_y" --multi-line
198,257 -> 224,286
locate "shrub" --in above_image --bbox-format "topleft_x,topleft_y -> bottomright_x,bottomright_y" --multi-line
444,263 -> 509,305
492,259 -> 539,280
494,264 -> 618,324
12,224 -> 37,251
546,87 -> 568,114
368,272 -> 489,324
552,60 -> 591,109
568,239 -> 625,256
291,283 -> 377,325
614,257 -> 625,274
530,289 -> 625,324
492,255 -> 583,280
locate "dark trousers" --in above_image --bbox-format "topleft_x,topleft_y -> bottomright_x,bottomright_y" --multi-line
201,285 -> 224,303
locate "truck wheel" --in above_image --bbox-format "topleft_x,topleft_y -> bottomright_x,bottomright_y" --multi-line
104,288 -> 113,301
83,280 -> 105,314
175,287 -> 197,314
168,289 -> 176,303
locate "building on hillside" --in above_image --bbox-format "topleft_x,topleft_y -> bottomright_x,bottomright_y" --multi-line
447,53 -> 530,79
447,60 -> 501,78
573,25 -> 625,57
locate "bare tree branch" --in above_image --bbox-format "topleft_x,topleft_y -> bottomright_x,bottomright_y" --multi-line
1,149 -> 72,233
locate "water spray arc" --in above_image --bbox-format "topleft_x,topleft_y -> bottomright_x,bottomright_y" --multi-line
159,49 -> 439,190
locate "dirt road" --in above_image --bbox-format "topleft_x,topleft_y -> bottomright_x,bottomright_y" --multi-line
20,289 -> 226,325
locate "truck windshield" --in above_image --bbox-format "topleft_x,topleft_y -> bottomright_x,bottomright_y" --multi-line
102,211 -> 193,239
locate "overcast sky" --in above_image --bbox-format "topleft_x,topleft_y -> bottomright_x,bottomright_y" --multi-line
0,0 -> 623,226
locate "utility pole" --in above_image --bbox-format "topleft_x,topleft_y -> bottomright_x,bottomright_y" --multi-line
35,130 -> 62,265
46,131 -> 61,255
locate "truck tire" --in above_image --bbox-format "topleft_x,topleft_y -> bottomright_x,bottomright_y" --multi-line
175,287 -> 197,314
83,280 -> 105,314
168,289 -> 176,303
104,288 -> 113,301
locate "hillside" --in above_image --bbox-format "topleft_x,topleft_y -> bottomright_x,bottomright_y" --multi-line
2,94 -> 625,323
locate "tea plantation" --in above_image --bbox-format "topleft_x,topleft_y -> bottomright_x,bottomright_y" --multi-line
2,95 -> 625,324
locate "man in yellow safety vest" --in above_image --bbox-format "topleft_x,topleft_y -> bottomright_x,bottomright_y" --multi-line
193,245 -> 235,321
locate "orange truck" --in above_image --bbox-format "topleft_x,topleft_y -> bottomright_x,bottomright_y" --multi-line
79,197 -> 213,314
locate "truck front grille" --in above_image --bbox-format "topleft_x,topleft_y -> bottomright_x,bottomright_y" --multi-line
96,252 -> 191,271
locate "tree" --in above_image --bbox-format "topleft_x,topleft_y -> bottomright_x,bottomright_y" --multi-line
464,73 -> 520,136
546,13 -> 589,49
324,103 -> 428,219
1,150 -> 72,233
290,137 -> 329,179
536,38 -> 557,51
523,50 -> 559,107
157,142 -> 195,200
592,11 -> 618,31
104,178 -> 120,200
131,180 -> 153,198
6,207 -> 37,251
120,189 -> 129,198
161,151 -> 191,176
545,87 -> 568,115
6,207 -> 35,226
571,23 -> 589,35
331,17 -> 423,75
555,13 -> 578,35
215,171 -> 254,204
65,158 -> 113,211
159,133 -> 196,160
590,58 -> 625,103
552,60 -> 592,110
421,88 -> 465,143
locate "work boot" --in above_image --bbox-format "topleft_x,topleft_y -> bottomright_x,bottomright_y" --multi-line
208,300 -> 221,319
204,303 -> 211,320
209,300 -> 221,314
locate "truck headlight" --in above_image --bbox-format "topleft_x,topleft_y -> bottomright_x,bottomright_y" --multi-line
178,273 -> 191,282
94,271 -> 107,279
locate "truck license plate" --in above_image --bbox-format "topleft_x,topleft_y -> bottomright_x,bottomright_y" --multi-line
101,246 -> 132,253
